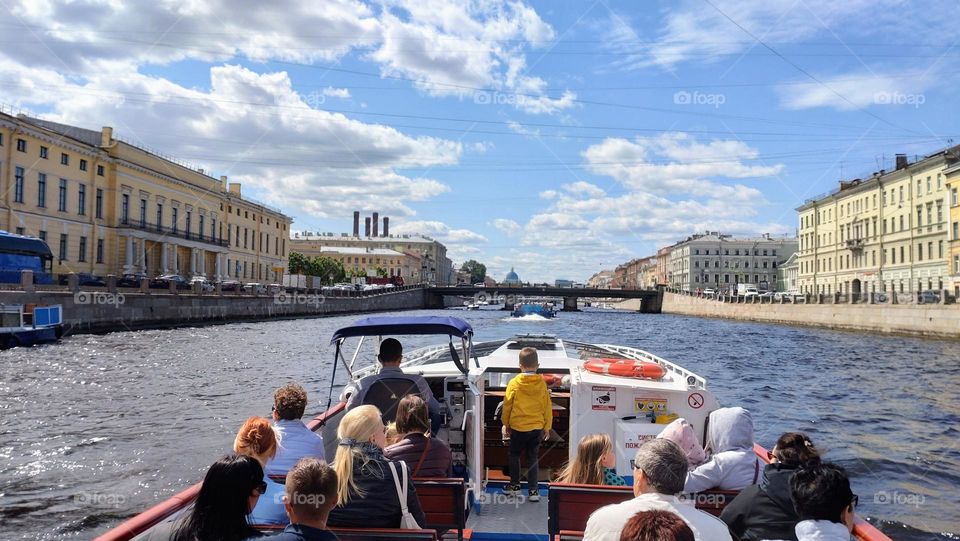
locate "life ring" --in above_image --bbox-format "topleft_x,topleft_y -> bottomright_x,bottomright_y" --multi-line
583,358 -> 666,380
541,373 -> 563,387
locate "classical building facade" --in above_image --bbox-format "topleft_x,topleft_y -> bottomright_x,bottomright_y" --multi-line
667,231 -> 798,292
0,113 -> 291,281
296,245 -> 422,283
947,161 -> 960,296
613,256 -> 657,289
777,252 -> 799,293
796,147 -> 960,295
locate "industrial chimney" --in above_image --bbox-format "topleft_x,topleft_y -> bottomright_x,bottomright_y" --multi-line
382,216 -> 389,237
353,211 -> 360,237
895,154 -> 908,170
364,217 -> 371,237
372,212 -> 379,237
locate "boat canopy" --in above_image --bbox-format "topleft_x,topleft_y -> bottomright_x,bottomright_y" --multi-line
330,316 -> 474,344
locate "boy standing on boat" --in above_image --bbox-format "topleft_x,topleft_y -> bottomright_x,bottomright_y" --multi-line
501,347 -> 552,501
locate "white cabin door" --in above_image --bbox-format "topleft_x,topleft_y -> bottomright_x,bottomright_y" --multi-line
464,375 -> 485,504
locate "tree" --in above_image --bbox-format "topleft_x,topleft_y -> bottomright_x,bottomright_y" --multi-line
289,252 -> 310,274
374,266 -> 388,278
460,260 -> 487,284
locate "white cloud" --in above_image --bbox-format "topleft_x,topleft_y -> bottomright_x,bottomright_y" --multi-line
492,219 -> 521,236
321,87 -> 352,99
391,219 -> 487,261
562,181 -> 606,198
539,190 -> 558,199
777,71 -> 933,111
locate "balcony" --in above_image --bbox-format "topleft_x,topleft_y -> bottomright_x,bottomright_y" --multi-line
116,220 -> 229,247
844,238 -> 864,251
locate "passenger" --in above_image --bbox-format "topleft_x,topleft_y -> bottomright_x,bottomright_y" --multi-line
656,418 -> 706,468
790,463 -> 857,541
136,454 -> 265,541
327,405 -> 426,529
384,421 -> 400,447
501,347 -> 553,501
618,510 -> 695,541
721,432 -> 822,541
582,438 -> 732,541
383,395 -> 453,477
266,383 -> 325,477
233,416 -> 288,526
556,433 -> 626,486
683,407 -> 760,493
269,457 -> 339,541
344,338 -> 440,423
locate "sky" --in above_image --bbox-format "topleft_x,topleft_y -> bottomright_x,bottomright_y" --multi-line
1,0 -> 957,283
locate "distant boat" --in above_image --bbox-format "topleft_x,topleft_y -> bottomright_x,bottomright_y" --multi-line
511,303 -> 556,318
0,304 -> 64,348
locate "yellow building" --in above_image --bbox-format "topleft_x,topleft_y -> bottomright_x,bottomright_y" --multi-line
797,147 -> 959,296
288,239 -> 423,283
946,161 -> 960,296
0,113 -> 291,281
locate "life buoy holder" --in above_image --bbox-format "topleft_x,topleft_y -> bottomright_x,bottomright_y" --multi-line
583,358 -> 666,380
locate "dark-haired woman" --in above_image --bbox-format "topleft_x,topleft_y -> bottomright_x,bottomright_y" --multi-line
720,432 -> 822,541
383,395 -> 452,477
137,454 -> 266,541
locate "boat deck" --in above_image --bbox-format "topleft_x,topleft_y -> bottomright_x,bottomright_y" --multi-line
466,482 -> 550,540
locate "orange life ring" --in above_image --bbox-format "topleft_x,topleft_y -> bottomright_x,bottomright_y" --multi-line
541,373 -> 563,386
583,358 -> 666,380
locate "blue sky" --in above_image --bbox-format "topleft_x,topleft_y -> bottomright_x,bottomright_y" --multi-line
2,0 -> 957,282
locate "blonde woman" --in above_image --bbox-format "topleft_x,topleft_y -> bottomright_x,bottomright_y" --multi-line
557,434 -> 626,486
233,416 -> 287,526
327,405 -> 426,529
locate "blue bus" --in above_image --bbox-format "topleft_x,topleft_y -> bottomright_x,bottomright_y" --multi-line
0,231 -> 55,284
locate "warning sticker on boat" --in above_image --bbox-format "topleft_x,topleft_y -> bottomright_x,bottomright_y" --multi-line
635,397 -> 668,413
688,392 -> 704,409
591,385 -> 616,410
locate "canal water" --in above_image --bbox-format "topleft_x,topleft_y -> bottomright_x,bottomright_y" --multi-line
1,308 -> 958,540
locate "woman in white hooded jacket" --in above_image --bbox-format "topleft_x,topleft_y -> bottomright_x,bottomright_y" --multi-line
683,407 -> 760,493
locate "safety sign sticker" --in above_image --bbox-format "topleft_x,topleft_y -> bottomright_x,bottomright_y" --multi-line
591,385 -> 616,410
688,392 -> 704,409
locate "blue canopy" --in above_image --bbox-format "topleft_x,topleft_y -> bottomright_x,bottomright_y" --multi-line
330,316 -> 474,344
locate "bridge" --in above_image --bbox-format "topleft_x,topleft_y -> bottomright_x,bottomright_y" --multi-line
424,285 -> 664,313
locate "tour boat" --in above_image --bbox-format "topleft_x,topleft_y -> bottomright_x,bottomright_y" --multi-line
0,303 -> 63,349
511,303 -> 556,319
98,316 -> 892,541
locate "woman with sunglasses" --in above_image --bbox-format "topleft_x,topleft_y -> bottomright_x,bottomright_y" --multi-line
233,416 -> 288,526
790,462 -> 859,541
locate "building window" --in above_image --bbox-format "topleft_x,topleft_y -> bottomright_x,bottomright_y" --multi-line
917,243 -> 923,261
156,204 -> 163,232
97,164 -> 104,176
79,159 -> 87,171
121,194 -> 129,224
185,211 -> 191,239
16,138 -> 26,152
61,153 -> 69,166
952,188 -> 958,207
900,246 -> 905,263
927,177 -> 932,193
917,205 -> 922,227
172,207 -> 178,234
59,234 -> 68,261
954,222 -> 959,240
39,230 -> 47,242
14,166 -> 24,203
937,202 -> 943,224
899,215 -> 904,231
95,188 -> 103,219
939,240 -> 944,258
211,219 -> 216,242
139,199 -> 147,228
96,239 -> 104,264
198,215 -> 204,241
235,225 -> 240,247
40,146 -> 49,159
77,184 -> 86,215
37,173 -> 47,208
78,236 -> 87,262
15,227 -> 24,235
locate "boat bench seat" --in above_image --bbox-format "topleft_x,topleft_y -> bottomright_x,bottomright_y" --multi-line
255,524 -> 438,540
547,482 -> 740,539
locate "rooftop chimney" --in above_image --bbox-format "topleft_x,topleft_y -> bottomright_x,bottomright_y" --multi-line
372,212 -> 379,237
364,217 -> 371,237
220,175 -> 228,192
895,154 -> 908,170
382,216 -> 389,237
100,126 -> 113,147
229,183 -> 241,196
353,211 -> 360,237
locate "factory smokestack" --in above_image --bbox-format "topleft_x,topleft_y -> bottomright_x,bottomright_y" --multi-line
364,217 -> 371,237
353,211 -> 360,237
382,216 -> 389,237
372,212 -> 379,237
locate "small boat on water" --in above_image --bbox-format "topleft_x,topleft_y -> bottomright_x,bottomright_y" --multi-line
99,316 -> 892,541
511,303 -> 556,318
0,304 -> 63,349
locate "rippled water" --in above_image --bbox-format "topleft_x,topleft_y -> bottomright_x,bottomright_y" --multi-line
1,308 -> 958,540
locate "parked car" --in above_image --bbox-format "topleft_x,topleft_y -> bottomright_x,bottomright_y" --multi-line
189,277 -> 215,292
702,288 -> 716,296
363,284 -> 383,292
243,282 -> 267,294
474,282 -> 485,287
267,283 -> 283,294
758,291 -> 775,299
919,290 -> 941,304
149,274 -> 190,289
117,273 -> 148,288
217,279 -> 242,292
59,273 -> 107,287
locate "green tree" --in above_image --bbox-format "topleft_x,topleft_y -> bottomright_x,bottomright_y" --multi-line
289,252 -> 310,274
460,260 -> 487,284
374,266 -> 388,278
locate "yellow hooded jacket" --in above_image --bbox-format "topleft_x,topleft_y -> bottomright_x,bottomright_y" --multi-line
501,373 -> 553,432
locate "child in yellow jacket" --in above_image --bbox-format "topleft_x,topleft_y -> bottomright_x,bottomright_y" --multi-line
501,347 -> 552,501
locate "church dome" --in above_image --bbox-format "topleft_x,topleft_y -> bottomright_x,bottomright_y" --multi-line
504,267 -> 520,284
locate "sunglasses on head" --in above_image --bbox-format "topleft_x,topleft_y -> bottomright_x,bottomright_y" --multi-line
256,481 -> 268,495
850,494 -> 859,509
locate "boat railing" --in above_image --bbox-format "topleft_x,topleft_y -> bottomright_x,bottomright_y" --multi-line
593,343 -> 707,389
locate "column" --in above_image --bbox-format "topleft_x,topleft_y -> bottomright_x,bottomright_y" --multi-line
124,236 -> 133,273
161,242 -> 169,273
215,253 -> 222,281
198,250 -> 205,277
190,249 -> 198,276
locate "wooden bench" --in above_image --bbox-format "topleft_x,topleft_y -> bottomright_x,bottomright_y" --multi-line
547,483 -> 740,540
414,477 -> 468,541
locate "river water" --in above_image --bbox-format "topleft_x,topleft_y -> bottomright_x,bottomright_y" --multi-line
1,308 -> 958,540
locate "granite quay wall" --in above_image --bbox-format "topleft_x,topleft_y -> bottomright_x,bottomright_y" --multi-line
654,290 -> 960,339
0,285 -> 437,335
